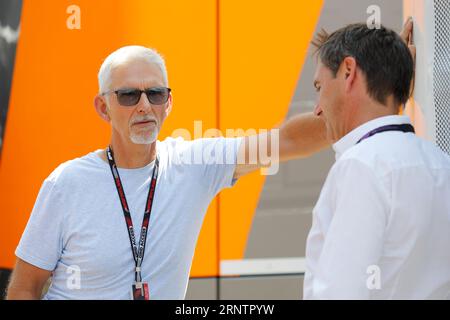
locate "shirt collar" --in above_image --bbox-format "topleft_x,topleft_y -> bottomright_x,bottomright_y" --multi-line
332,115 -> 412,160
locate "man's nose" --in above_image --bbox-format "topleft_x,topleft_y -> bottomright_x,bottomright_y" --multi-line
136,92 -> 152,113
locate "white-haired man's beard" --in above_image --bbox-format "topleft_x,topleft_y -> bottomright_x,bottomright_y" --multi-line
129,116 -> 159,144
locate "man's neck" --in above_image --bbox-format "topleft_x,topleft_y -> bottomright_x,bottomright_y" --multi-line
346,98 -> 399,137
104,135 -> 157,169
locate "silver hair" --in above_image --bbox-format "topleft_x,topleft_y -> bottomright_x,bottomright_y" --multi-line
97,45 -> 168,93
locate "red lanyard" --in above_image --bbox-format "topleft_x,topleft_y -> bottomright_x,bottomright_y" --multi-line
106,146 -> 159,286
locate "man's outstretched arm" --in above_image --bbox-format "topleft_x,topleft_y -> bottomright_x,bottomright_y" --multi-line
233,112 -> 329,179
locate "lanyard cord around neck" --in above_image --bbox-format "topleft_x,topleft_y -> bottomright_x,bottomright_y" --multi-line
106,146 -> 159,285
357,124 -> 415,144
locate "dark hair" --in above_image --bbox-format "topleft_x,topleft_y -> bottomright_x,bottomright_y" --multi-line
312,23 -> 414,107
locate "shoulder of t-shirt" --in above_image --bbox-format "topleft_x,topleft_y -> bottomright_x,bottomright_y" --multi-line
44,152 -> 97,187
159,136 -> 241,156
159,136 -> 194,151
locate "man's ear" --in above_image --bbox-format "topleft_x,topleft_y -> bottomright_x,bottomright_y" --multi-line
165,94 -> 173,117
341,56 -> 357,92
94,95 -> 111,122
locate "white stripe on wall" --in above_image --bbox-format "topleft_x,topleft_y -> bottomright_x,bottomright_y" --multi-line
220,257 -> 306,276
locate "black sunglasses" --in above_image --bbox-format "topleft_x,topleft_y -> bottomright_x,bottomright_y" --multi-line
102,87 -> 171,106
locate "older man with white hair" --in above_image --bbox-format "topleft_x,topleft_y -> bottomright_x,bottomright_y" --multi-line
6,45 -> 329,300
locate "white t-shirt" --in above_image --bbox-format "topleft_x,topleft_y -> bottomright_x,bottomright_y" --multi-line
16,137 -> 242,300
304,115 -> 450,299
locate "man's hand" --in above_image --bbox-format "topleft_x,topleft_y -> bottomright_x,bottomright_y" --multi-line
400,17 -> 416,98
400,17 -> 416,62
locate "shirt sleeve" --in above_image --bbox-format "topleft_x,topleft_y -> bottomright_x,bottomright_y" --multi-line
15,177 -> 65,271
311,159 -> 389,299
189,137 -> 243,196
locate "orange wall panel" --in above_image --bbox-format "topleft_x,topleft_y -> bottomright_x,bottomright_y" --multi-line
0,0 -> 218,276
219,0 -> 323,261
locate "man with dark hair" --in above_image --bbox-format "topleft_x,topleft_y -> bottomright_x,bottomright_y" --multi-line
304,19 -> 450,299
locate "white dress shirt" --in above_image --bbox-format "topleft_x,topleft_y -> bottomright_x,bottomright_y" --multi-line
304,115 -> 450,299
